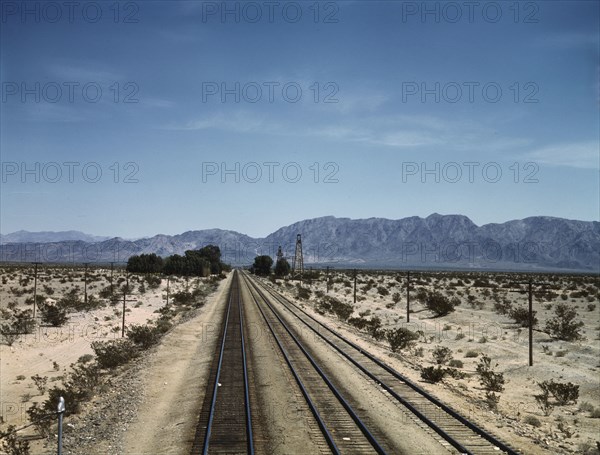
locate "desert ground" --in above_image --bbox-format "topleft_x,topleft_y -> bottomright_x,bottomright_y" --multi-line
0,265 -> 599,454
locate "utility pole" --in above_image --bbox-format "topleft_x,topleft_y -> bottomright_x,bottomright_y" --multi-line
406,271 -> 411,323
32,262 -> 41,318
120,272 -> 135,337
110,262 -> 115,297
509,278 -> 552,367
83,263 -> 89,304
166,275 -> 170,306
353,269 -> 357,303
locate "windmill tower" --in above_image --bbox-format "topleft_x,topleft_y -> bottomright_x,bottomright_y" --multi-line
292,234 -> 304,279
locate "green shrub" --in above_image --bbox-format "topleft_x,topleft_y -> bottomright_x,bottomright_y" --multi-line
386,327 -> 419,352
465,350 -> 479,358
448,359 -> 463,368
91,339 -> 138,369
475,355 -> 505,392
127,324 -> 160,349
38,303 -> 68,327
432,346 -> 453,365
538,380 -> 579,405
509,306 -> 538,327
545,302 -> 584,341
421,366 -> 446,383
524,415 -> 541,427
0,425 -> 31,454
424,291 -> 460,317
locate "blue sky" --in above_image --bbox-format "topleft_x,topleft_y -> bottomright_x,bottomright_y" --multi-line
1,0 -> 598,238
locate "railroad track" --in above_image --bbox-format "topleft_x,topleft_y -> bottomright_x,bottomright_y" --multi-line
191,271 -> 254,454
239,272 -> 389,454
244,272 -> 521,455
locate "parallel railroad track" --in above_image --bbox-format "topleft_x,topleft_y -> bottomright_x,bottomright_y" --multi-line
245,272 -> 520,455
239,272 -> 389,454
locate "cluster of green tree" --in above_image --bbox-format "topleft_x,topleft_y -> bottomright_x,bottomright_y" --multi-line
125,253 -> 164,273
250,255 -> 291,277
126,245 -> 230,276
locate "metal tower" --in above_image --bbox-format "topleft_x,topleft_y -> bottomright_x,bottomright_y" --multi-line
291,234 -> 304,278
276,245 -> 284,263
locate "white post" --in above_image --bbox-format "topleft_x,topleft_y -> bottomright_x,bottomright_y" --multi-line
57,396 -> 65,455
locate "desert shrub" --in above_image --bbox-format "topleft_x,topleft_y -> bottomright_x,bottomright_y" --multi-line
591,409 -> 600,419
538,380 -> 579,405
509,306 -> 538,327
523,415 -> 542,427
465,350 -> 479,358
0,426 -> 31,454
127,324 -> 160,349
145,274 -> 162,289
485,391 -> 500,410
77,354 -> 94,364
297,286 -> 311,300
421,366 -> 446,383
424,291 -> 460,317
475,355 -> 505,392
31,374 -> 48,395
0,308 -> 34,346
172,291 -> 194,305
38,303 -> 68,327
57,288 -> 80,310
91,339 -> 138,369
392,292 -> 401,304
545,303 -> 584,341
386,327 -> 419,352
448,359 -> 463,368
431,346 -> 453,365
377,286 -> 389,296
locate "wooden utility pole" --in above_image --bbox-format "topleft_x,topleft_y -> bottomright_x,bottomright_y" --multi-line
166,275 -> 170,305
83,263 -> 89,304
508,278 -> 552,367
121,272 -> 135,337
32,262 -> 41,318
406,271 -> 411,323
353,269 -> 357,303
110,262 -> 115,296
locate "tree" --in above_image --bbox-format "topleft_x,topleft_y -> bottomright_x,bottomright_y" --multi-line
126,253 -> 164,273
274,258 -> 291,277
545,302 -> 584,341
424,291 -> 459,317
252,255 -> 273,276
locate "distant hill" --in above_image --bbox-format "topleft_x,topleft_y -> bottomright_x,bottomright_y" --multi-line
1,215 -> 598,272
0,230 -> 110,244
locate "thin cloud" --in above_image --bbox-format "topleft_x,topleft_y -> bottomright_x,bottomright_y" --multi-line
524,141 -> 600,170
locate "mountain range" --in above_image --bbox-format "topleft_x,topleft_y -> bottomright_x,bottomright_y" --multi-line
1,214 -> 598,272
